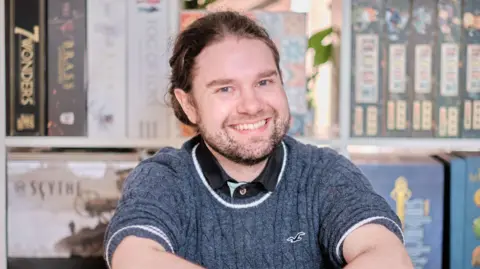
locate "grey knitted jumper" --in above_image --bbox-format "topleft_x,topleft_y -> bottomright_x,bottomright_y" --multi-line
104,135 -> 403,269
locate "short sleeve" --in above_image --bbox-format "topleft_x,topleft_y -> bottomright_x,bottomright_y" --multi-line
103,161 -> 186,269
316,150 -> 404,267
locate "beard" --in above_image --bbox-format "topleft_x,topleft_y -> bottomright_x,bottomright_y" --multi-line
198,112 -> 290,166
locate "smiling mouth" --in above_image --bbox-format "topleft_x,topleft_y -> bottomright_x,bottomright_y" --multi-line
231,118 -> 269,131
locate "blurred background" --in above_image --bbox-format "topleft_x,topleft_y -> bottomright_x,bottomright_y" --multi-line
0,0 -> 479,268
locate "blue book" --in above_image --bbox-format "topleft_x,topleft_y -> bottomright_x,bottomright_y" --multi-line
446,152 -> 480,268
352,154 -> 444,268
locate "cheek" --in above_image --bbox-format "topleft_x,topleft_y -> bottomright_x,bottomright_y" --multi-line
266,90 -> 290,114
197,99 -> 231,126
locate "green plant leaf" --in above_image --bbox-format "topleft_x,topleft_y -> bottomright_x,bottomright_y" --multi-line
313,44 -> 332,66
308,27 -> 333,48
308,27 -> 334,67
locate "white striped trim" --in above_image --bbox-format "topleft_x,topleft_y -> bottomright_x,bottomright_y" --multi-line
105,225 -> 174,269
335,216 -> 405,261
191,141 -> 287,209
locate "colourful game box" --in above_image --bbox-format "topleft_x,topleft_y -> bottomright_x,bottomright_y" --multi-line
352,154 -> 445,269
408,0 -> 437,138
382,0 -> 411,137
350,0 -> 384,137
434,0 -> 462,138
461,0 -> 480,138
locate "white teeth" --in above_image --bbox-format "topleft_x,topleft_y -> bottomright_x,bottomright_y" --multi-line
233,120 -> 266,131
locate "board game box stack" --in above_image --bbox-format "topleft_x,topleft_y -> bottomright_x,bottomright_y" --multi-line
4,0 -> 179,139
6,151 -> 139,269
175,10 -> 309,137
349,0 -> 480,139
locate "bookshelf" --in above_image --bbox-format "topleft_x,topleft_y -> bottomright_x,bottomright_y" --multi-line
0,0 -> 479,267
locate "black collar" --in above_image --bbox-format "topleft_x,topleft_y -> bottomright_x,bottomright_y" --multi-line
196,138 -> 284,193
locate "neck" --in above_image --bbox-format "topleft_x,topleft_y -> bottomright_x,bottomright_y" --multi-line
205,144 -> 268,182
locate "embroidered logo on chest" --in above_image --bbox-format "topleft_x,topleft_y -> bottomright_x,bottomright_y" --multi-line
287,232 -> 305,243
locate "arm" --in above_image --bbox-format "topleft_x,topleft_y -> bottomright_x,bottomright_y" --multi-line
103,160 -> 204,269
111,236 -> 204,269
343,224 -> 413,268
316,149 -> 413,268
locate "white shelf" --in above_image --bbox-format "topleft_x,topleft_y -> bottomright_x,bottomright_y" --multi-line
348,138 -> 480,154
5,137 -> 187,149
7,136 -> 479,153
5,136 -> 339,149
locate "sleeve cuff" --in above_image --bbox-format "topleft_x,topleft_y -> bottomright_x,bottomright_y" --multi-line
104,225 -> 175,269
335,216 -> 404,262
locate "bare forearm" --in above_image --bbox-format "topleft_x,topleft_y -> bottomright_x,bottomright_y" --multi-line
112,250 -> 204,269
344,246 -> 413,269
111,237 -> 205,269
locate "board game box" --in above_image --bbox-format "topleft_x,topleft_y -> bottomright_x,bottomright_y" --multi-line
350,0 -> 384,137
352,154 -> 445,269
461,0 -> 480,138
6,152 -> 138,261
47,0 -> 87,136
86,0 -> 128,139
5,0 -> 47,136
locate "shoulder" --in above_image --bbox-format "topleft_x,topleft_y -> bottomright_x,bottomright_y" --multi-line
283,136 -> 370,190
122,145 -> 195,196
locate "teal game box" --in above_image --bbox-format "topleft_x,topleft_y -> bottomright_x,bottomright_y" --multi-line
436,152 -> 480,269
351,154 -> 445,269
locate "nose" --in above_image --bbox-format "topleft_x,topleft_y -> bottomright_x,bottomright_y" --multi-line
237,88 -> 263,115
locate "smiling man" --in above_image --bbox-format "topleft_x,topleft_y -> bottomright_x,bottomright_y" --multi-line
104,11 -> 413,269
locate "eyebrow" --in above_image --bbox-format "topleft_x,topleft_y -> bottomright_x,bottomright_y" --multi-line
205,69 -> 278,88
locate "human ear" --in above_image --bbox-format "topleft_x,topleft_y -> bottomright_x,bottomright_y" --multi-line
173,88 -> 199,124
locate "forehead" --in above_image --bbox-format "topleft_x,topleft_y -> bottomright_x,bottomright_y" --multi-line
193,36 -> 277,85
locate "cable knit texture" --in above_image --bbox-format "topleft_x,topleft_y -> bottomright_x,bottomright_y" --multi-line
104,135 -> 403,269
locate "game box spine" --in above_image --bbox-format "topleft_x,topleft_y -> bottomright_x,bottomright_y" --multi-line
448,156 -> 466,268
382,0 -> 411,137
47,0 -> 87,136
6,0 -> 47,136
463,156 -> 480,268
408,0 -> 437,137
86,0 -> 127,138
461,0 -> 480,138
434,0 -> 462,138
126,0 -> 173,139
350,0 -> 384,137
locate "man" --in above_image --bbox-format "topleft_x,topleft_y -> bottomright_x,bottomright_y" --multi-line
104,11 -> 413,269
